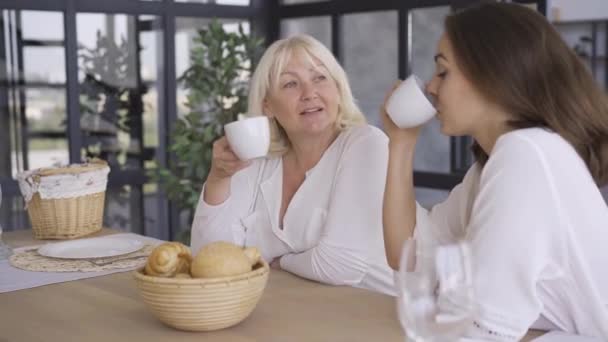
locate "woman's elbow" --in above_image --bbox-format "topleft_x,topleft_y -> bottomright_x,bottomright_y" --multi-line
314,256 -> 367,286
327,270 -> 367,287
384,244 -> 402,271
387,254 -> 400,271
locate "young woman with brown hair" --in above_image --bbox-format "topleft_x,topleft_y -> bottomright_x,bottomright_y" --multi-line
382,2 -> 608,339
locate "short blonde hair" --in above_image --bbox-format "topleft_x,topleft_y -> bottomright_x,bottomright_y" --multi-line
247,34 -> 366,154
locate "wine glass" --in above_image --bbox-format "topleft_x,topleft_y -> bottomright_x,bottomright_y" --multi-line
396,240 -> 476,341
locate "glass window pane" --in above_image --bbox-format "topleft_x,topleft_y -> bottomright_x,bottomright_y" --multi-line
175,17 -> 250,77
1,10 -> 67,180
25,88 -> 66,131
415,187 -> 449,209
138,16 -> 162,152
77,13 -> 137,168
140,17 -> 160,82
75,13 -> 163,236
21,11 -> 64,41
23,47 -> 65,83
28,139 -> 69,170
281,16 -> 331,48
77,14 -> 161,168
25,88 -> 69,169
139,15 -> 163,237
410,6 -> 451,173
143,87 -> 159,148
105,186 -> 143,233
0,194 -> 28,232
76,14 -> 105,49
175,17 -> 250,117
343,11 -> 398,128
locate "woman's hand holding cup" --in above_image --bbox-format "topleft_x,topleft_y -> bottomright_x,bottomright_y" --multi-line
207,137 -> 252,183
381,75 -> 436,146
381,82 -> 421,147
204,115 -> 269,205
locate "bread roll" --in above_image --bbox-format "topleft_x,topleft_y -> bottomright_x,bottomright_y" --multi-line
191,241 -> 260,278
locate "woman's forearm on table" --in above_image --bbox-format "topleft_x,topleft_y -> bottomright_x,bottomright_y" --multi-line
280,244 -> 368,286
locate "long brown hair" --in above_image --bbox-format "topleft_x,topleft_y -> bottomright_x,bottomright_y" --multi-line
445,2 -> 608,186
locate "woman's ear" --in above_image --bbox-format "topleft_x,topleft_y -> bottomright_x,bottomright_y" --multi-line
263,98 -> 273,118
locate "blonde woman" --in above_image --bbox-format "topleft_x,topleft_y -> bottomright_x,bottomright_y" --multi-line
191,34 -> 395,295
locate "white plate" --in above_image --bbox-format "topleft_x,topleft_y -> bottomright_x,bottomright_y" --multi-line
37,236 -> 144,259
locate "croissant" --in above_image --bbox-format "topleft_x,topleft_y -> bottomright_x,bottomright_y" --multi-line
191,241 -> 261,278
145,242 -> 192,277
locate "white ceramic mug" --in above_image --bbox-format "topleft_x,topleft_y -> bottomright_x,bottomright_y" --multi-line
386,75 -> 436,128
224,115 -> 270,160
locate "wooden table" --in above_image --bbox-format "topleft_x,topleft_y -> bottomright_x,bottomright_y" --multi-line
0,230 -> 545,342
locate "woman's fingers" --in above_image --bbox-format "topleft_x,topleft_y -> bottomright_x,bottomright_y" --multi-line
380,80 -> 423,144
218,159 -> 251,174
381,80 -> 402,131
213,137 -> 235,158
212,138 -> 237,163
383,80 -> 403,106
209,136 -> 252,179
210,136 -> 254,178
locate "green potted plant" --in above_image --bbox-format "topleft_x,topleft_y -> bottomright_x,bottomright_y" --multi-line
156,20 -> 263,242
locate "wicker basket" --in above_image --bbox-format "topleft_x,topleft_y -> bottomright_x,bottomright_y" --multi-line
134,261 -> 269,332
19,160 -> 109,240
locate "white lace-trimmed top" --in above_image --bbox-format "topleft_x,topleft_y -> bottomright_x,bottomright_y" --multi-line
408,128 -> 608,340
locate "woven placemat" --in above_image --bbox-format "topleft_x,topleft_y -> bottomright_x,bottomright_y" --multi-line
9,244 -> 155,272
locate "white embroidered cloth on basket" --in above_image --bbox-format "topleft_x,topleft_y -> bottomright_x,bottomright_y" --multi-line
17,161 -> 110,205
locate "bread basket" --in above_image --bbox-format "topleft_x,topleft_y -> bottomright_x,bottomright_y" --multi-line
133,260 -> 269,331
17,159 -> 110,239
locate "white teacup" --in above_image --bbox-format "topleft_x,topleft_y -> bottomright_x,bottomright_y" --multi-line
224,115 -> 270,161
386,75 -> 436,128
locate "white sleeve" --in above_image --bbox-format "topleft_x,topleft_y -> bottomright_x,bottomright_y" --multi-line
461,135 -> 557,340
280,129 -> 388,286
190,164 -> 257,254
413,165 -> 480,273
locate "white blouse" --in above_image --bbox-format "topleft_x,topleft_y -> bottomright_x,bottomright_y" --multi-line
191,125 -> 396,296
406,128 -> 608,340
